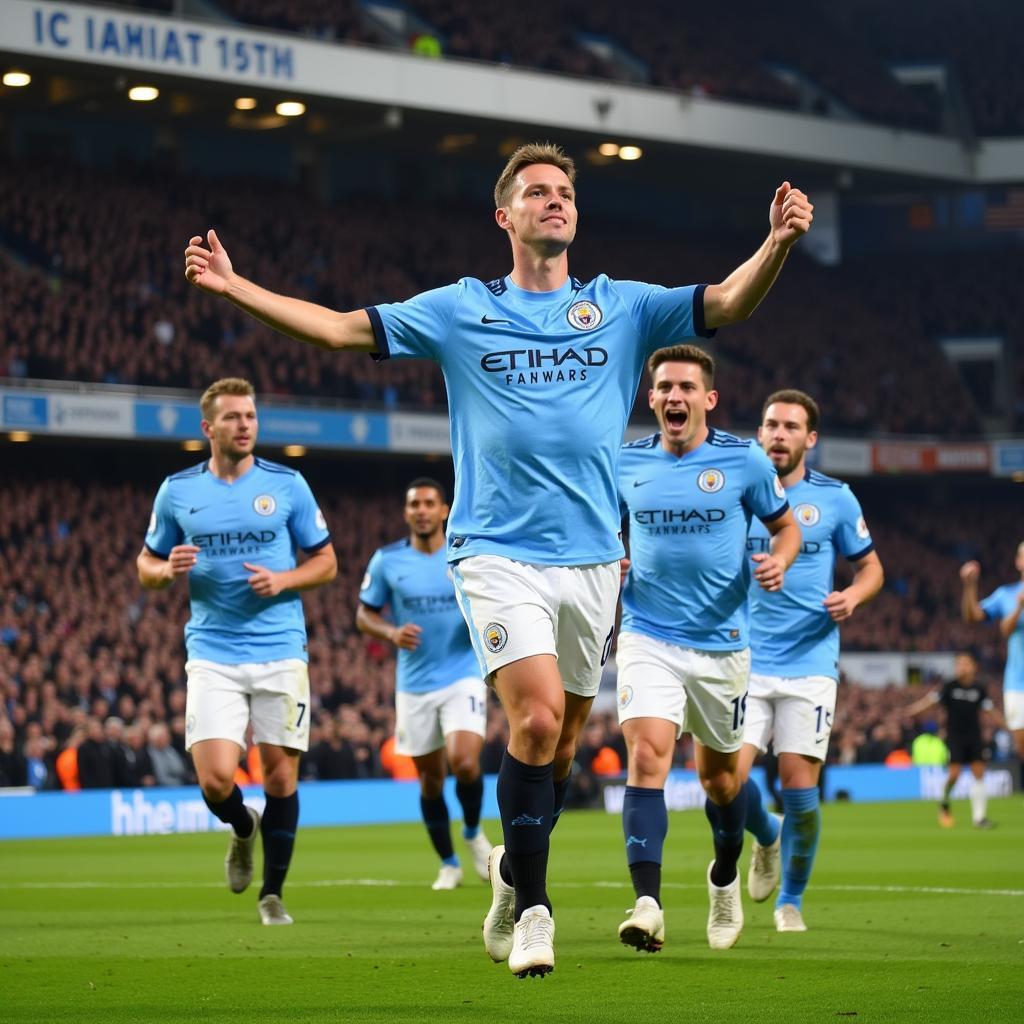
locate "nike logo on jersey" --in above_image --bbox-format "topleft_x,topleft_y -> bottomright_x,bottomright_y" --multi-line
481,316 -> 512,325
189,506 -> 209,514
632,479 -> 653,488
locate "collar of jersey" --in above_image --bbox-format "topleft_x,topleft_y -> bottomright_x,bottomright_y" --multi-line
502,276 -> 574,301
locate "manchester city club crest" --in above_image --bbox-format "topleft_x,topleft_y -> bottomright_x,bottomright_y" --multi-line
566,300 -> 603,331
618,685 -> 634,710
795,503 -> 821,527
484,622 -> 509,653
253,494 -> 277,516
697,469 -> 726,493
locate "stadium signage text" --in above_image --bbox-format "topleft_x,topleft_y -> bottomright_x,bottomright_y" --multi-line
27,3 -> 294,81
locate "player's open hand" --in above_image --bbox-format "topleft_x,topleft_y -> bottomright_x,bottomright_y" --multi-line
619,557 -> 631,589
244,562 -> 284,597
167,544 -> 200,579
959,560 -> 981,585
752,552 -> 785,592
390,623 -> 423,650
770,183 -> 813,248
184,228 -> 234,294
824,589 -> 857,622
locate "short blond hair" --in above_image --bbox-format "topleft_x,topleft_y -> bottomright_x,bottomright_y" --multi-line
200,377 -> 256,422
494,142 -> 576,208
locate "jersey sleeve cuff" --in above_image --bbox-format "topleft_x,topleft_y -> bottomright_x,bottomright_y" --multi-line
847,543 -> 875,562
693,284 -> 717,339
365,306 -> 390,362
301,536 -> 332,554
761,501 -> 789,524
144,543 -> 171,560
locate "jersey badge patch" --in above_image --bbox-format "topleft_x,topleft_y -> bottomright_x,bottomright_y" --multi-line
254,494 -> 277,516
566,300 -> 603,331
484,622 -> 508,653
618,685 -> 634,710
795,503 -> 820,527
697,469 -> 726,493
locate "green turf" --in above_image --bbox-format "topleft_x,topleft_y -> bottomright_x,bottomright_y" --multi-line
1,799 -> 1020,1023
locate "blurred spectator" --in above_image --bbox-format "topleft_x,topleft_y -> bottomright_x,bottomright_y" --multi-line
147,723 -> 191,787
114,723 -> 156,788
77,717 -> 115,789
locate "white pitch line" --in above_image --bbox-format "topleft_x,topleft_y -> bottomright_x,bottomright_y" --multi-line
2,879 -> 1022,897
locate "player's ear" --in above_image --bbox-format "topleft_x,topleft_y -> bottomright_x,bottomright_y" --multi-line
705,389 -> 719,411
495,207 -> 511,231
805,430 -> 818,450
648,388 -> 656,410
200,418 -> 214,440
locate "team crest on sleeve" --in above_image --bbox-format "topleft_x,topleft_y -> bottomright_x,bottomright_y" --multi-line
773,476 -> 786,500
253,494 -> 277,516
315,508 -> 327,530
147,511 -> 156,535
360,571 -> 371,591
697,469 -> 725,493
566,300 -> 603,331
857,515 -> 870,539
795,503 -> 820,527
484,622 -> 509,653
618,685 -> 634,710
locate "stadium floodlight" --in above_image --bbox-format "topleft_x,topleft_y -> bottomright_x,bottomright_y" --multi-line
8,431 -> 31,442
128,85 -> 159,102
283,445 -> 307,457
618,145 -> 643,161
598,142 -> 620,157
235,97 -> 257,110
275,101 -> 306,117
3,71 -> 31,88
181,439 -> 204,452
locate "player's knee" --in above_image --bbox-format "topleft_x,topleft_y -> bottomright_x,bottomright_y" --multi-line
418,773 -> 445,798
449,759 -> 479,783
701,770 -> 740,805
514,706 -> 562,752
199,772 -> 234,802
629,741 -> 668,783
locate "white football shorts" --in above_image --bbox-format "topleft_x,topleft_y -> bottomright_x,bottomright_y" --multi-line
743,672 -> 837,761
1003,690 -> 1024,732
615,631 -> 750,753
450,555 -> 620,698
185,658 -> 311,752
394,675 -> 488,757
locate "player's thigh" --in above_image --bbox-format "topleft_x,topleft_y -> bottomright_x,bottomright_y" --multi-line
772,677 -> 837,762
616,631 -> 687,734
621,715 -> 677,785
450,556 -> 558,681
395,688 -> 445,757
249,659 -> 311,752
185,659 -> 250,751
258,742 -> 301,794
681,647 -> 751,754
555,561 -> 620,699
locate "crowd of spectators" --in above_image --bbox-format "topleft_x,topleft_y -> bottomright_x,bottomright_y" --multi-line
1,463 -> 1020,792
5,157 -> 1019,435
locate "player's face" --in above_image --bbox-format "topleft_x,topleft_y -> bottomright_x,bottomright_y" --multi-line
758,401 -> 817,476
954,653 -> 977,681
202,394 -> 258,460
404,487 -> 448,540
649,361 -> 717,448
497,164 -> 577,256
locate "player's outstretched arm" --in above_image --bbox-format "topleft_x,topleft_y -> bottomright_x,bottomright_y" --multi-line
137,544 -> 199,590
184,229 -> 376,353
823,550 -> 884,623
959,561 -> 986,623
904,686 -> 940,717
704,182 -> 813,328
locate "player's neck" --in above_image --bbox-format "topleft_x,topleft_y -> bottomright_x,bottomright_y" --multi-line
208,452 -> 255,482
410,531 -> 445,555
508,249 -> 570,292
660,425 -> 709,458
779,458 -> 807,489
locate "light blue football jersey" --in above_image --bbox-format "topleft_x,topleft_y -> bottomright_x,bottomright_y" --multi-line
359,540 -> 479,694
619,429 -> 788,651
980,582 -> 1024,693
144,458 -> 330,664
367,275 -> 713,566
747,469 -> 874,679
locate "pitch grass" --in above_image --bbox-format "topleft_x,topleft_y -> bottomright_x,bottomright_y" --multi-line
2,799 -> 1020,1024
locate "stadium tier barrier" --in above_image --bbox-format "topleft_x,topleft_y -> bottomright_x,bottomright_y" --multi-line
0,765 -> 1013,840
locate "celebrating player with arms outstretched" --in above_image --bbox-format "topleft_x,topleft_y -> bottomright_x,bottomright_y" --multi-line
740,390 -> 883,933
138,378 -> 337,926
184,142 -> 812,976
